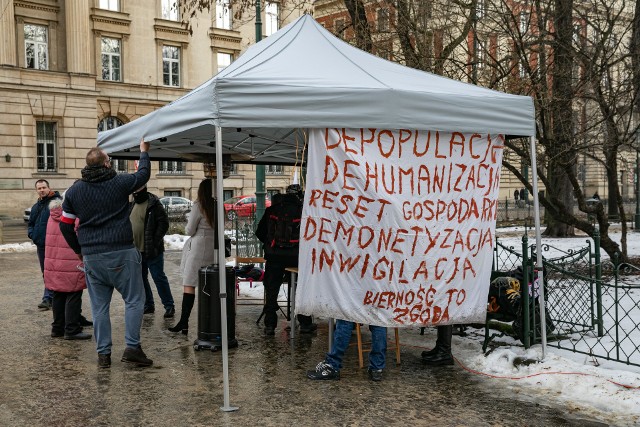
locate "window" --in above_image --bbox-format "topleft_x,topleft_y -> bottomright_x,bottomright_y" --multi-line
223,189 -> 234,201
161,0 -> 179,21
101,38 -> 121,81
164,190 -> 182,197
159,160 -> 184,174
377,8 -> 389,32
97,116 -> 127,172
216,0 -> 232,30
265,1 -> 279,36
162,45 -> 180,87
334,18 -> 345,35
266,165 -> 283,174
477,0 -> 486,19
25,24 -> 48,70
99,0 -> 119,11
519,12 -> 529,35
217,52 -> 232,73
477,38 -> 487,69
36,122 -> 56,172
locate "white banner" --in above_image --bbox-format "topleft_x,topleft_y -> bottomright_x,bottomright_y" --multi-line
295,128 -> 505,327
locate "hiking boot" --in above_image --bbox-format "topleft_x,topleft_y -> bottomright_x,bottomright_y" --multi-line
79,316 -> 93,327
143,306 -> 155,315
163,307 -> 175,319
98,353 -> 111,369
367,368 -> 383,382
307,361 -> 339,380
299,323 -> 318,334
121,346 -> 153,367
38,299 -> 51,311
264,326 -> 275,336
421,347 -> 438,358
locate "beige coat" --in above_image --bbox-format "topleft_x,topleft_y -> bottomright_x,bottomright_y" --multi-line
180,201 -> 216,286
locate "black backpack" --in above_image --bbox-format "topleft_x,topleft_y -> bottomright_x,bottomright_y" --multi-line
266,194 -> 302,249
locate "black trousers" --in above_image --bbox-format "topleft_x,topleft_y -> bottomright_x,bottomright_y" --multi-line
51,290 -> 83,336
263,261 -> 312,328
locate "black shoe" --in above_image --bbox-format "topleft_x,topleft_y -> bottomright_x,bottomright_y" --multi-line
307,361 -> 339,380
51,331 -> 64,338
168,321 -> 188,335
38,299 -> 51,311
264,326 -> 275,336
421,349 -> 454,366
163,307 -> 175,319
299,323 -> 318,334
368,368 -> 383,382
79,316 -> 93,327
421,347 -> 438,358
98,353 -> 111,369
143,306 -> 155,315
64,332 -> 92,340
121,346 -> 153,367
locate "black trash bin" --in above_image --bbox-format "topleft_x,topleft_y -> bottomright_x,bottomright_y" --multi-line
193,264 -> 238,351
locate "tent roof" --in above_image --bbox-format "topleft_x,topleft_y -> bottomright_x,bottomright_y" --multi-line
98,14 -> 535,164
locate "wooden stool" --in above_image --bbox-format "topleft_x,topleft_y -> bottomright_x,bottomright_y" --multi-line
355,324 -> 401,368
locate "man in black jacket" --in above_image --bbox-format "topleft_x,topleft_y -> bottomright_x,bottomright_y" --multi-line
129,186 -> 175,318
255,184 -> 316,336
28,179 -> 61,310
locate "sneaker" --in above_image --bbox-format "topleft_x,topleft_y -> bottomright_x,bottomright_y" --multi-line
307,361 -> 340,380
37,299 -> 51,311
98,353 -> 111,369
64,332 -> 92,340
163,307 -> 175,319
368,368 -> 383,382
143,306 -> 155,315
121,346 -> 153,367
299,323 -> 318,334
79,316 -> 93,327
264,326 -> 275,336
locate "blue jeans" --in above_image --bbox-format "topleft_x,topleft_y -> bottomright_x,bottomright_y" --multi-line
83,248 -> 145,355
37,246 -> 54,301
325,319 -> 387,371
142,253 -> 175,310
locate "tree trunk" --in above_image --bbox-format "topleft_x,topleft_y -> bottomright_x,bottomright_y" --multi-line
344,0 -> 372,52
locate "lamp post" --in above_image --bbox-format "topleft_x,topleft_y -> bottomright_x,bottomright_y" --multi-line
254,0 -> 266,223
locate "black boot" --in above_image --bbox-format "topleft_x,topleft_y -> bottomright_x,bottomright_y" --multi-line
169,293 -> 195,335
421,325 -> 454,366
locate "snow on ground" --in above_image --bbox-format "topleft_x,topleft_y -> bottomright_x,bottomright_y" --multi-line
5,227 -> 640,424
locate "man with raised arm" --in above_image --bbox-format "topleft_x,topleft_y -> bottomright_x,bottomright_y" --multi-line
60,139 -> 152,369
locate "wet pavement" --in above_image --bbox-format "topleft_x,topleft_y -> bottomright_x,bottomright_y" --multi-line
0,250 -> 616,426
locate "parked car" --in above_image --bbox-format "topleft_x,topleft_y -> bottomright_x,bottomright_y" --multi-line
159,196 -> 193,217
223,195 -> 271,220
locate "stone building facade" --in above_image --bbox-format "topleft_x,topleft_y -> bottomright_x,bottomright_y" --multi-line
0,0 -> 305,218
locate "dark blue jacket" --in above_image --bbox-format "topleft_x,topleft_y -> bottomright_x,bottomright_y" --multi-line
27,191 -> 62,248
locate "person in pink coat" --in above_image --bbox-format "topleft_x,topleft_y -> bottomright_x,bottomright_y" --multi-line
45,198 -> 91,340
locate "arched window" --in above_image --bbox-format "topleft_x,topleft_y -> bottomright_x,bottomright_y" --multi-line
97,116 -> 127,172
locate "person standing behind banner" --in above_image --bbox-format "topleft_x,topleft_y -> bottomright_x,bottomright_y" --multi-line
169,179 -> 216,335
129,185 -> 176,318
45,198 -> 91,341
60,140 -> 153,369
28,179 -> 61,311
307,320 -> 387,381
255,184 -> 316,336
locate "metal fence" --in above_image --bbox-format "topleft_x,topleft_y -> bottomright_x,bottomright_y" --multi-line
491,232 -> 640,367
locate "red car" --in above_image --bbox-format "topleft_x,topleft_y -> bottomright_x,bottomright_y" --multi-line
224,195 -> 271,220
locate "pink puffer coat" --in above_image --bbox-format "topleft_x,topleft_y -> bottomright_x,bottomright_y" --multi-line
44,201 -> 86,292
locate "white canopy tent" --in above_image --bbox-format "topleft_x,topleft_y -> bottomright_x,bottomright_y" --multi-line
98,14 -> 545,411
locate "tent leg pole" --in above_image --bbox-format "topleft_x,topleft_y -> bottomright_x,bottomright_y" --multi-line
216,125 -> 239,412
529,135 -> 547,359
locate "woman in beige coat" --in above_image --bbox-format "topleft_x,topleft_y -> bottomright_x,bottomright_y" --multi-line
169,179 -> 216,334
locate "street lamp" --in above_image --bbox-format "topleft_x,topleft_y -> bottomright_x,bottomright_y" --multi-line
254,0 -> 266,223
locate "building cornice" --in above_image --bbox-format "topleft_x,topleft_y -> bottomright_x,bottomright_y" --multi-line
14,0 -> 59,15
